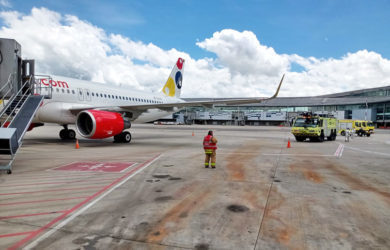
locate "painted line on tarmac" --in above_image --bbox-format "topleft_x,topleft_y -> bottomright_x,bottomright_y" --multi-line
262,153 -> 334,157
0,211 -> 67,220
344,145 -> 390,157
0,177 -> 118,188
19,154 -> 162,250
0,196 -> 88,206
334,144 -> 345,158
0,186 -> 102,196
0,231 -> 36,239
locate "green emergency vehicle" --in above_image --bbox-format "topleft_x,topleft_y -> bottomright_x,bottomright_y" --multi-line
291,113 -> 338,142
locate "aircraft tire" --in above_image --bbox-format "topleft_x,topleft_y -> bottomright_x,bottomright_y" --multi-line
59,129 -> 67,140
123,132 -> 131,143
114,132 -> 131,143
113,133 -> 122,143
67,129 -> 76,140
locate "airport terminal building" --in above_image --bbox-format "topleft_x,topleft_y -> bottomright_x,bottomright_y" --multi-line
169,85 -> 390,128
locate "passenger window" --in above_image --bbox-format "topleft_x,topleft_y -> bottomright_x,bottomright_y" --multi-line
67,89 -> 70,94
104,94 -> 107,98
72,90 -> 75,94
62,89 -> 65,93
56,88 -> 59,92
92,92 -> 94,96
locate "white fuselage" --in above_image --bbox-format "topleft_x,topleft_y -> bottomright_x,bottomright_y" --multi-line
32,75 -> 184,125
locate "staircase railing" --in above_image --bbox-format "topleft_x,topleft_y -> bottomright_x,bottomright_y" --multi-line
32,75 -> 53,99
0,76 -> 34,127
0,72 -> 16,110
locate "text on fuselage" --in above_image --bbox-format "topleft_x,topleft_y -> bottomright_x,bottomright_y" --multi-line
40,79 -> 69,88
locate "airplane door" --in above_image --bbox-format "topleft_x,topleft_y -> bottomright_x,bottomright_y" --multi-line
85,89 -> 91,101
77,88 -> 84,101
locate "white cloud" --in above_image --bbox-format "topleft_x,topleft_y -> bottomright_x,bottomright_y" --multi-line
0,7 -> 389,98
196,29 -> 289,77
0,0 -> 11,8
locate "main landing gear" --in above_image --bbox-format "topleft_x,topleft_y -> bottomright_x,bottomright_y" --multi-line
59,125 -> 76,140
114,131 -> 132,143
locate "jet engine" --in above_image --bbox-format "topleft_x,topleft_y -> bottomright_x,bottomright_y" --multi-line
76,110 -> 131,139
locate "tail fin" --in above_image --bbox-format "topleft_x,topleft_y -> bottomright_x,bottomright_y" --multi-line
162,58 -> 185,98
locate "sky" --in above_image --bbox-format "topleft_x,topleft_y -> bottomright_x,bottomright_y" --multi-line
0,0 -> 390,98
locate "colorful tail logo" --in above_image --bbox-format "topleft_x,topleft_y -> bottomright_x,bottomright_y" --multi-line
162,58 -> 185,97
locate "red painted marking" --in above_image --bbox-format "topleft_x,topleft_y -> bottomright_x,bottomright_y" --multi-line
53,162 -> 136,173
0,231 -> 36,239
0,196 -> 88,206
176,58 -> 184,69
0,186 -> 102,196
0,178 -> 118,188
9,154 -> 160,250
0,211 -> 67,220
5,173 -> 111,182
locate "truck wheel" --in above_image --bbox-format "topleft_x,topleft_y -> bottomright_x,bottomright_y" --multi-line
367,133 -> 371,137
318,131 -> 324,142
357,130 -> 363,137
341,131 -> 345,136
295,136 -> 305,142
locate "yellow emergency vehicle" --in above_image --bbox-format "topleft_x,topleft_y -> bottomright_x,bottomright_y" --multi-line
291,113 -> 338,142
338,120 -> 374,137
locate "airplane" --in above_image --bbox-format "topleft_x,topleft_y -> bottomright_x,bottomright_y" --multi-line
30,58 -> 284,143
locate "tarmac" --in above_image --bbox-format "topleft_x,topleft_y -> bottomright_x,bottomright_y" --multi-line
0,124 -> 390,250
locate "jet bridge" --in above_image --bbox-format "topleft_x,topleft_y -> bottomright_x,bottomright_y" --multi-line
0,38 -> 52,174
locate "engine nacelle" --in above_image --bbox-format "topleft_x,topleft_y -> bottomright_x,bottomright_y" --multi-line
76,110 -> 131,139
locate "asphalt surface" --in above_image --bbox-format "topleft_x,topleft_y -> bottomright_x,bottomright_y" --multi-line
0,124 -> 389,249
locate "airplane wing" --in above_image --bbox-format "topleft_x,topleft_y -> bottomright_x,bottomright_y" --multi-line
69,74 -> 284,114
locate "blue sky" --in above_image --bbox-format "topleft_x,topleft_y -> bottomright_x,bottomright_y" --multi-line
1,0 -> 390,97
4,0 -> 390,59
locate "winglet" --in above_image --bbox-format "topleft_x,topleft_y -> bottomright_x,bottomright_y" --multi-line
270,74 -> 285,99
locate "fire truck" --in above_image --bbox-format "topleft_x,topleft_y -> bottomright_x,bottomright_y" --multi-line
338,120 -> 374,137
291,113 -> 338,142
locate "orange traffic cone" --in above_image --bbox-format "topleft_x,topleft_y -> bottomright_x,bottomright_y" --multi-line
192,131 -> 195,136
287,138 -> 291,148
75,139 -> 80,149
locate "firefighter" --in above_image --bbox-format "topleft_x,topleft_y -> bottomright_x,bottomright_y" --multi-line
203,130 -> 218,168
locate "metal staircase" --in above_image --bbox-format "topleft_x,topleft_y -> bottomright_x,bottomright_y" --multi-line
0,74 -> 51,174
